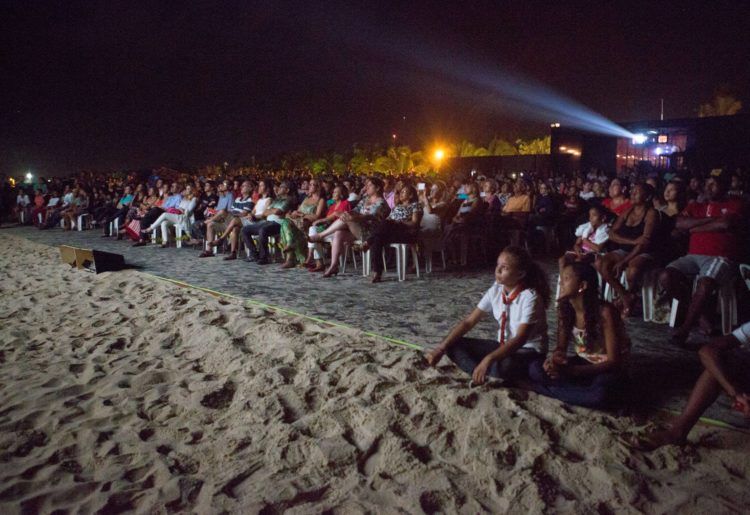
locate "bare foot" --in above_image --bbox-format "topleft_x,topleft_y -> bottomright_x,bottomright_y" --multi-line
370,272 -> 382,283
628,428 -> 686,451
620,292 -> 636,317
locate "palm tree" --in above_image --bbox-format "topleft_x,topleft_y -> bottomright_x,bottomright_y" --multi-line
487,137 -> 518,156
699,93 -> 743,117
454,140 -> 490,157
516,136 -> 551,155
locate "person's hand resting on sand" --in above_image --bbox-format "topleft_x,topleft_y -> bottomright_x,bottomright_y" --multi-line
425,347 -> 446,367
471,356 -> 493,385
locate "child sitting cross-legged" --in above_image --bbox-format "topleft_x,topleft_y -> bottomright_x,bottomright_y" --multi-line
426,246 -> 550,387
529,262 -> 630,409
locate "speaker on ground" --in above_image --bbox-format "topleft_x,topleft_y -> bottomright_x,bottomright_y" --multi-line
58,245 -> 125,273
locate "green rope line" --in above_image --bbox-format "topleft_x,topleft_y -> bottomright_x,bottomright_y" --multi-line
142,272 -> 423,351
658,408 -> 750,434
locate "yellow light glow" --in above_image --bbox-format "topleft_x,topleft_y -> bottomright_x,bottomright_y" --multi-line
559,146 -> 567,151
434,149 -> 445,161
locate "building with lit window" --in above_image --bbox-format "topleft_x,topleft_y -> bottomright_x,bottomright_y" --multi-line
551,114 -> 750,177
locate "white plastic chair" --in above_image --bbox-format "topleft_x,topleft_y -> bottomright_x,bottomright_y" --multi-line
740,263 -> 750,292
603,270 -> 656,321
346,240 -> 387,277
338,243 -> 359,273
419,233 -> 446,274
174,213 -> 194,248
76,213 -> 90,231
109,218 -> 119,237
669,275 -> 738,335
390,243 -> 420,281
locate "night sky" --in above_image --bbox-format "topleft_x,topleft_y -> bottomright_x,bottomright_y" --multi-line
2,0 -> 749,175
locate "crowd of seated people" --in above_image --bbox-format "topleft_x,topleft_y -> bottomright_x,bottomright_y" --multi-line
6,168 -> 749,336
4,165 -> 750,449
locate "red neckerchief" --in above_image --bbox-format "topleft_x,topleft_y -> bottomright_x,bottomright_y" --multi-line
499,284 -> 525,346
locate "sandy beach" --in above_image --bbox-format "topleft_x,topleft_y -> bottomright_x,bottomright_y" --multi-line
1,232 -> 749,513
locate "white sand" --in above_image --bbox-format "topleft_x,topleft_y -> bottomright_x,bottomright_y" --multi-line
0,233 -> 748,513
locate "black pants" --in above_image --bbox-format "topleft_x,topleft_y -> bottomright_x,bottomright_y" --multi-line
366,221 -> 417,274
190,220 -> 206,241
241,221 -> 280,261
529,357 -> 625,409
95,206 -> 117,225
42,209 -> 62,229
103,206 -> 130,235
446,337 -> 542,383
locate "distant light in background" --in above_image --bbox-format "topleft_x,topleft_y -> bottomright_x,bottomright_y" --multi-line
25,172 -> 33,181
433,148 -> 445,161
632,133 -> 648,144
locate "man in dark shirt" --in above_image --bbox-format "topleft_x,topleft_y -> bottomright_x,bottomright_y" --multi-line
188,181 -> 219,244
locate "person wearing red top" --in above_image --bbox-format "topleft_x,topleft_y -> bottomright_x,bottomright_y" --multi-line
31,190 -> 47,226
659,175 -> 744,345
601,178 -> 632,217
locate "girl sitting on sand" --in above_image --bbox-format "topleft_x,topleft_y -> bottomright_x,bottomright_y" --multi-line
426,246 -> 550,386
529,262 -> 630,409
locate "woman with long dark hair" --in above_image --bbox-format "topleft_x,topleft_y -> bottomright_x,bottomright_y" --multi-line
529,262 -> 630,408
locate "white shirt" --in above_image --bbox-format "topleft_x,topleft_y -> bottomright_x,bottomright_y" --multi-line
477,284 -> 548,354
579,191 -> 595,200
732,322 -> 750,349
575,222 -> 610,245
17,194 -> 30,207
253,197 -> 271,218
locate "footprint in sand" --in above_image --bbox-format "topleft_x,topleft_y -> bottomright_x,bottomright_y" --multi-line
164,477 -> 204,511
200,381 -> 235,410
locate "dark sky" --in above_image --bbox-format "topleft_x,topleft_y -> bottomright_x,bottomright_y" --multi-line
2,0 -> 749,175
